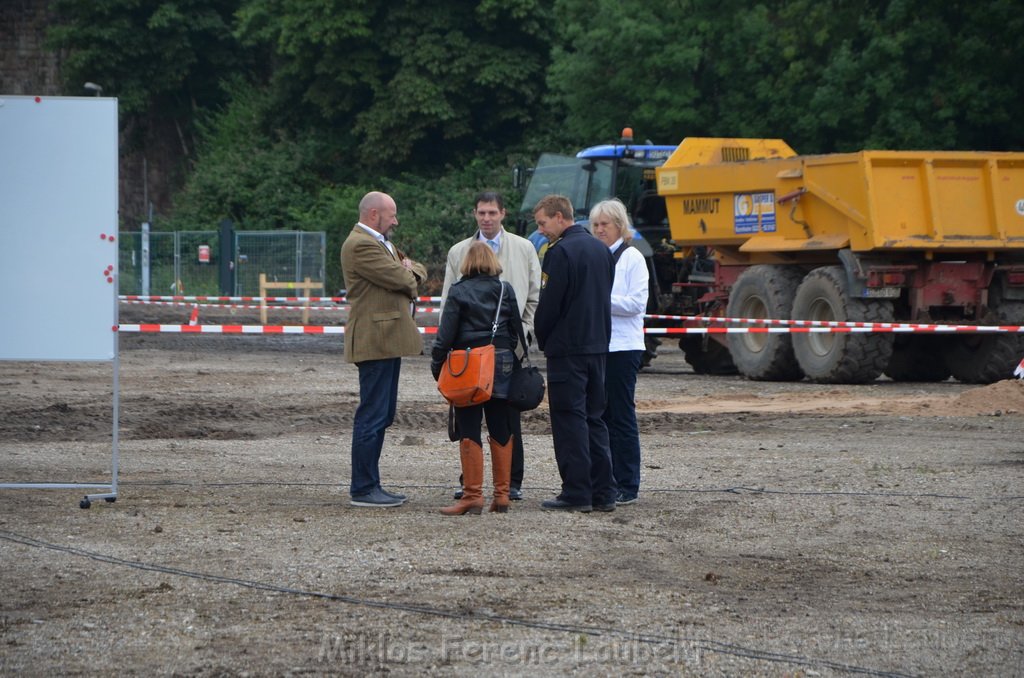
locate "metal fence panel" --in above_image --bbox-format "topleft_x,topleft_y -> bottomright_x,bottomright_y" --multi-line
119,231 -> 190,296
118,232 -> 143,296
118,230 -> 326,298
235,231 -> 326,296
176,230 -> 221,296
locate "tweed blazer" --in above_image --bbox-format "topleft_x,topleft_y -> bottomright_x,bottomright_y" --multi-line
341,225 -> 426,363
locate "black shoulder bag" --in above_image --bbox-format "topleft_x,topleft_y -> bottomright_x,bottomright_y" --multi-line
506,319 -> 546,411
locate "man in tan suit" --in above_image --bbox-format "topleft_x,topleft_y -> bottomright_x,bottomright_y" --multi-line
341,191 -> 427,507
440,191 -> 541,500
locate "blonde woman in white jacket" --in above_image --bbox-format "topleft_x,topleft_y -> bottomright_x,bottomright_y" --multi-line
589,199 -> 649,505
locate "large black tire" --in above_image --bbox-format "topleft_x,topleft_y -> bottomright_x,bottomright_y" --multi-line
884,336 -> 952,382
791,266 -> 894,383
679,336 -> 738,375
725,265 -> 804,381
943,289 -> 1024,384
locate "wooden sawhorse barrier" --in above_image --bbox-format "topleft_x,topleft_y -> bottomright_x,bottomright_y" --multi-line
259,274 -> 323,325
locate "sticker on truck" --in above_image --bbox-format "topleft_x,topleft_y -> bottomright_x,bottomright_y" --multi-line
1016,198 -> 1024,216
734,192 -> 776,234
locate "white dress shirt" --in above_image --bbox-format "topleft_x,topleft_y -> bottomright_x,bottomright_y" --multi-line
357,222 -> 395,257
607,238 -> 649,353
479,232 -> 502,254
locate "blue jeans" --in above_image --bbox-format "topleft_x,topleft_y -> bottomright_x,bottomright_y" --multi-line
603,350 -> 643,496
350,358 -> 401,496
546,353 -> 615,506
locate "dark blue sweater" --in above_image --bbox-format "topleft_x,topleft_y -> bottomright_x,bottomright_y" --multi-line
534,224 -> 614,358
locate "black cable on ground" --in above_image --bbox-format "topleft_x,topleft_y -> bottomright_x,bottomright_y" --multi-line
0,528 -> 914,678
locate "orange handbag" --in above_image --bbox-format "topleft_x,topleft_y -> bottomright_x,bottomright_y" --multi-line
437,344 -> 496,407
437,282 -> 505,407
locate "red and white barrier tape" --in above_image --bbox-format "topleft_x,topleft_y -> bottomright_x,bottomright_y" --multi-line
116,323 -> 1024,335
120,299 -> 440,313
119,294 -> 442,304
117,324 -> 439,335
646,324 -> 1024,334
119,299 -> 1021,332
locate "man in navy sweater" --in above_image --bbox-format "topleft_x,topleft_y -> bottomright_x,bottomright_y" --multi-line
532,195 -> 616,513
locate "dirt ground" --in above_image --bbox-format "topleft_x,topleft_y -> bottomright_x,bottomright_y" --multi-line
1,304 -> 1023,677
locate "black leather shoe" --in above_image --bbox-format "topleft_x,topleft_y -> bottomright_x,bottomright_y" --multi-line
593,502 -> 616,512
509,486 -> 523,501
541,498 -> 591,513
453,488 -> 464,500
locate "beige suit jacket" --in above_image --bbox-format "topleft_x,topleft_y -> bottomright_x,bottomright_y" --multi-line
439,228 -> 541,345
341,225 -> 426,363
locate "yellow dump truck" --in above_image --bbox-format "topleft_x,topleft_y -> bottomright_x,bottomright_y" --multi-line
656,138 -> 1024,383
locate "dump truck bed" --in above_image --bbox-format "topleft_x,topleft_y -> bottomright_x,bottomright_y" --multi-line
657,138 -> 1024,254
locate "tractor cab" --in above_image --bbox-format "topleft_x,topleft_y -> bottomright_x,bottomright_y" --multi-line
515,128 -> 675,257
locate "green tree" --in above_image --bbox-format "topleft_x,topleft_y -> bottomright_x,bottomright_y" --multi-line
546,0 -> 1024,152
280,155 -> 521,292
546,0 -> 704,145
47,0 -> 248,148
807,0 -> 1024,150
169,81 -> 325,229
236,0 -> 552,169
689,1 -> 853,145
172,81 -> 525,289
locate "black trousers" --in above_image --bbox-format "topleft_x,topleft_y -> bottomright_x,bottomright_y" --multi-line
453,397 -> 512,447
546,353 -> 615,506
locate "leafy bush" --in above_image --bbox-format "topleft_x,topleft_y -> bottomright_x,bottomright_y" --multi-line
169,81 -> 327,229
291,158 -> 523,294
170,81 -> 528,292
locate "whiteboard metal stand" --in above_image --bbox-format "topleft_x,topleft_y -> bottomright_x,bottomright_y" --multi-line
0,279 -> 121,509
80,276 -> 120,508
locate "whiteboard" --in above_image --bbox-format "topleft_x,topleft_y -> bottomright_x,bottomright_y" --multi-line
0,96 -> 118,361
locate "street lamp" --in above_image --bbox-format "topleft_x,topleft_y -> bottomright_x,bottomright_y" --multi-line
83,82 -> 103,96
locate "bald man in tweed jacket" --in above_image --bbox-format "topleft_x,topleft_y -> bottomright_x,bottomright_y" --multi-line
341,191 -> 426,507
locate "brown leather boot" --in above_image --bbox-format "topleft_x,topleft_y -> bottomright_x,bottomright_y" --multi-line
488,435 -> 513,513
441,439 -> 485,516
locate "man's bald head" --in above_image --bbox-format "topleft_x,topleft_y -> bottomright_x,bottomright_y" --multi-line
359,191 -> 398,238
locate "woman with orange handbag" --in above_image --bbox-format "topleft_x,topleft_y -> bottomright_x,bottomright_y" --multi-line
431,242 -> 524,515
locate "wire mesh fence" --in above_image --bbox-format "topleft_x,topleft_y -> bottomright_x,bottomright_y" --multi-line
236,231 -> 326,296
118,230 -> 326,296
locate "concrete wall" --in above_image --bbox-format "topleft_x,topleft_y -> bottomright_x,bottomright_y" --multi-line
0,0 -> 63,96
